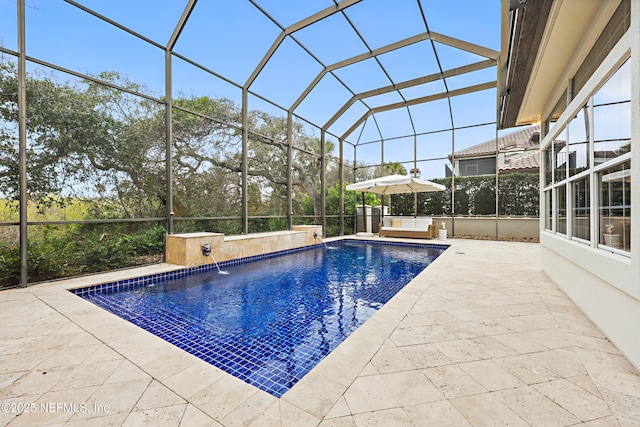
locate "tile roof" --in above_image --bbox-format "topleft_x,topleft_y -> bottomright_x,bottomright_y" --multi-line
454,123 -> 541,157
499,150 -> 540,172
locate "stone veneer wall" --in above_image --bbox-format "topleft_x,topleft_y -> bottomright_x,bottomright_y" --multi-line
165,225 -> 323,267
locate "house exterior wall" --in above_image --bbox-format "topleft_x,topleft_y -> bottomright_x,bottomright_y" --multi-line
539,1 -> 640,369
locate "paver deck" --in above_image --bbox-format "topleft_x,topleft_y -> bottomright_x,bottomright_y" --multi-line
1,238 -> 639,426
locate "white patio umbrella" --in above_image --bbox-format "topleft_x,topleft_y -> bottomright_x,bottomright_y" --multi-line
346,174 -> 446,230
346,174 -> 446,195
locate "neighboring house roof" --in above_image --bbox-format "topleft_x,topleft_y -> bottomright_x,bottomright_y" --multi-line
499,150 -> 540,173
453,124 -> 541,158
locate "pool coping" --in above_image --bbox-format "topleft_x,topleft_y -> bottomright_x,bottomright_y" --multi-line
23,235 -> 452,424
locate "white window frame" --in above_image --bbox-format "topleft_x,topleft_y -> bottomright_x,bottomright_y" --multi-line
540,35 -> 631,258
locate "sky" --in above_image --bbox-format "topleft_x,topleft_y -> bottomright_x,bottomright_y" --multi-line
0,0 -> 504,180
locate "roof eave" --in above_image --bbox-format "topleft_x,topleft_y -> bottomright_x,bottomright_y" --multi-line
498,0 -> 554,129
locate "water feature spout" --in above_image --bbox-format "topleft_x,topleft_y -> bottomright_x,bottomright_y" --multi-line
202,244 -> 228,274
209,254 -> 229,275
313,230 -> 336,249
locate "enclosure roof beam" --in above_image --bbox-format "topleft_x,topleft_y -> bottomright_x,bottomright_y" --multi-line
429,32 -> 500,60
372,81 -> 496,114
323,59 -> 496,131
291,30 -> 498,114
167,0 -> 197,51
341,111 -> 373,145
245,32 -> 286,90
290,31 -> 433,112
365,59 -> 495,98
340,81 -> 497,141
245,0 -> 362,89
287,0 -> 362,34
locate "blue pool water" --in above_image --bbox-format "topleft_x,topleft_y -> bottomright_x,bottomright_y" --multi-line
73,240 -> 446,397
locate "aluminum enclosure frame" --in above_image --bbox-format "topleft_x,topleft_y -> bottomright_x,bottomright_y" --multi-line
5,0 -> 503,287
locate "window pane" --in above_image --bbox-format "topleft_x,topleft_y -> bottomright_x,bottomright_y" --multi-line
594,59 -> 631,105
599,160 -> 631,252
594,59 -> 631,165
459,157 -> 495,176
543,146 -> 553,187
544,190 -> 552,230
594,100 -> 631,164
554,128 -> 567,183
572,177 -> 590,241
568,107 -> 589,176
557,185 -> 567,235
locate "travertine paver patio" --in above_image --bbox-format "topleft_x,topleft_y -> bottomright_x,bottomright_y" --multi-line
1,238 -> 639,426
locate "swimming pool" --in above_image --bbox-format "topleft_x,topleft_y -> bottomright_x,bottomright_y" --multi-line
72,239 -> 446,397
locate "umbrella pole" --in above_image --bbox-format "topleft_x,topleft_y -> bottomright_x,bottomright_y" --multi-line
362,192 -> 366,233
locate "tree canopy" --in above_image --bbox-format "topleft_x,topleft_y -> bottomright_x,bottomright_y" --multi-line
0,58 -> 360,224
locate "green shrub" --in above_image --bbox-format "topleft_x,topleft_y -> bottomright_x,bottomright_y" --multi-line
0,223 -> 167,287
0,243 -> 20,288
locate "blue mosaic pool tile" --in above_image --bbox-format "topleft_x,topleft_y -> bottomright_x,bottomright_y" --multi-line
72,240 -> 447,397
